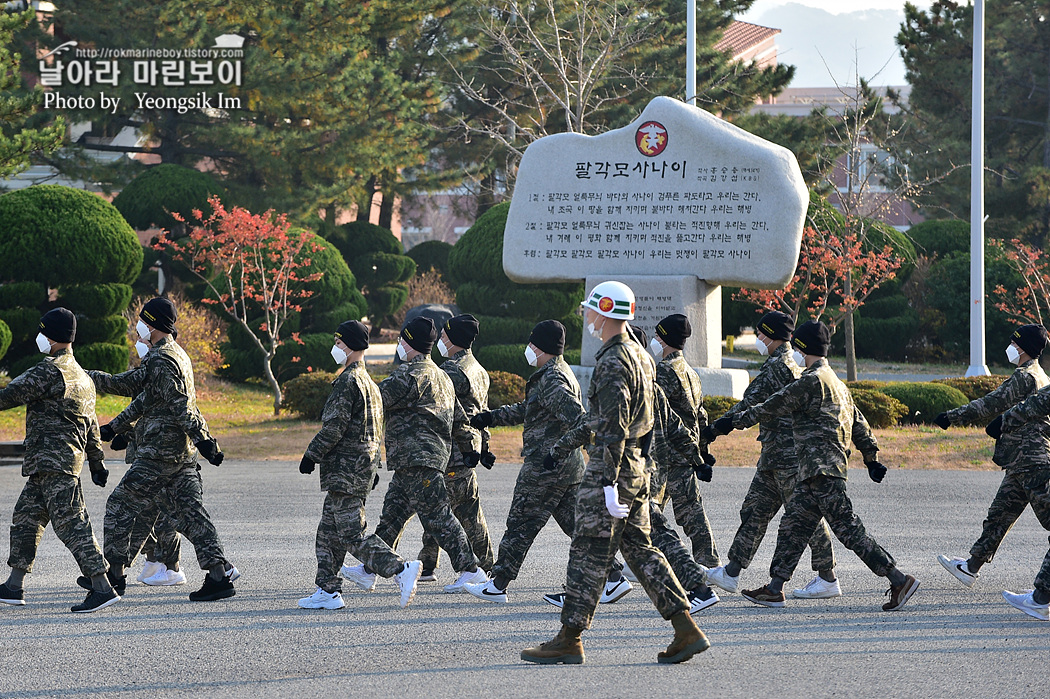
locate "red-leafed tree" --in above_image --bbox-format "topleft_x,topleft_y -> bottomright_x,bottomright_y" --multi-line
165,196 -> 322,414
991,238 -> 1050,325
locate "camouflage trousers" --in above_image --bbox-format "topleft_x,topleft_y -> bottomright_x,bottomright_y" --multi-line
489,459 -> 578,583
374,467 -> 478,573
728,467 -> 835,572
8,472 -> 107,577
770,475 -> 895,582
649,497 -> 705,592
661,464 -> 720,568
128,487 -> 182,569
968,468 -> 1050,592
316,491 -> 405,592
105,460 -> 228,571
418,469 -> 494,573
561,465 -> 690,630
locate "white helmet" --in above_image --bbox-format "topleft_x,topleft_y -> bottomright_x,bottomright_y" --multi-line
582,281 -> 636,320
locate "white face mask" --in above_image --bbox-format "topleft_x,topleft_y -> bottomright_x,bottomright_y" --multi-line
756,337 -> 769,356
396,340 -> 408,361
792,350 -> 807,367
437,338 -> 450,358
331,344 -> 347,365
587,315 -> 605,339
524,345 -> 539,367
1006,344 -> 1021,365
135,341 -> 150,359
649,337 -> 664,360
35,333 -> 51,354
136,320 -> 151,341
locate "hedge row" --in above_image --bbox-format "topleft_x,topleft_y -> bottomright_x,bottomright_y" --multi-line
843,377 -> 1006,427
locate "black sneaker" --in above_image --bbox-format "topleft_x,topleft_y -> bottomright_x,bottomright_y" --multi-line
542,591 -> 566,608
0,582 -> 25,606
77,571 -> 126,596
189,574 -> 235,601
71,588 -> 120,613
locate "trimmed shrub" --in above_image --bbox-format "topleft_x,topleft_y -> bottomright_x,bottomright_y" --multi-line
475,343 -> 531,378
907,219 -> 969,259
0,185 -> 143,286
853,297 -> 921,360
476,315 -> 535,346
274,333 -> 340,382
0,319 -> 11,361
59,284 -> 134,319
849,388 -> 909,428
112,164 -> 223,231
0,282 -> 46,310
282,371 -> 337,420
6,353 -> 40,378
0,307 -> 41,344
488,370 -> 526,408
879,382 -> 969,424
327,221 -> 415,326
407,240 -> 453,277
295,233 -> 366,329
702,395 -> 737,421
457,281 -> 580,321
75,315 -> 127,346
847,380 -> 890,392
564,349 -> 582,365
934,375 -> 1007,402
76,342 -> 129,374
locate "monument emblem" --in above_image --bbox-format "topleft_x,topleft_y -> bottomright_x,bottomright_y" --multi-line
636,121 -> 668,157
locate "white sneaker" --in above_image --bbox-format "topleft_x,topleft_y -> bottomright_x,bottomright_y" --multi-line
143,567 -> 187,586
466,579 -> 508,604
444,567 -> 487,593
792,576 -> 842,599
395,560 -> 422,608
689,589 -> 720,614
298,587 -> 345,610
706,565 -> 740,594
937,555 -> 978,588
225,565 -> 241,583
341,563 -> 377,592
1002,589 -> 1050,621
137,560 -> 164,583
600,576 -> 633,604
622,564 -> 638,583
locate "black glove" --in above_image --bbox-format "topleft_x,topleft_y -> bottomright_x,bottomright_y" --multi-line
701,450 -> 716,467
700,426 -> 718,444
99,423 -> 116,442
464,450 -> 482,468
89,463 -> 108,488
866,460 -> 887,483
110,433 -> 129,451
543,453 -> 558,471
299,455 -> 315,474
986,415 -> 1003,440
195,439 -> 224,466
470,412 -> 494,429
933,412 -> 951,430
693,460 -> 713,482
712,416 -> 735,436
372,472 -> 380,490
481,450 -> 496,470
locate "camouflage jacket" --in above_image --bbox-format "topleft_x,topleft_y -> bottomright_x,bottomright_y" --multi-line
305,362 -> 384,496
88,366 -> 147,466
732,358 -> 878,481
586,332 -> 655,484
0,349 -> 105,477
721,343 -> 801,470
656,351 -> 708,440
441,349 -> 490,479
956,360 -> 1050,470
108,337 -> 211,466
379,354 -> 475,472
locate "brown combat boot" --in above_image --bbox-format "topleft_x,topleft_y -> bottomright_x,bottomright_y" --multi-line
520,624 -> 585,665
657,611 -> 711,664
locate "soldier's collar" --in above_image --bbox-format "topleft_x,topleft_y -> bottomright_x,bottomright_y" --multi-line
153,336 -> 172,349
450,348 -> 470,360
1019,358 -> 1037,369
596,332 -> 630,359
803,356 -> 828,372
662,349 -> 683,363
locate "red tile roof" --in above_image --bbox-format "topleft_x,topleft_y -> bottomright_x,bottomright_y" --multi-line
714,21 -> 780,57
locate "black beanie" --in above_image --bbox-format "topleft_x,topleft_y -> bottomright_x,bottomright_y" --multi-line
401,316 -> 437,354
335,320 -> 369,351
140,297 -> 177,334
1012,324 -> 1048,359
758,311 -> 794,342
628,324 -> 648,348
444,314 -> 480,349
529,320 -> 565,356
791,320 -> 831,357
40,307 -> 76,343
655,314 -> 690,350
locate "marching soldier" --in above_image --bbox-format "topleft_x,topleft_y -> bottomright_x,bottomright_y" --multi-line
0,309 -> 119,613
297,320 -> 421,610
706,320 -> 918,612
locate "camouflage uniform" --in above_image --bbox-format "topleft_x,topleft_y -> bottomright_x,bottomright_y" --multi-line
305,361 -> 405,591
419,349 -> 494,573
731,358 -> 893,583
373,354 -> 479,572
719,343 -> 835,572
558,333 -> 690,630
103,337 -> 229,572
90,367 -> 181,569
946,359 -> 1050,565
488,355 -> 586,583
655,351 -> 719,567
1,349 -> 108,578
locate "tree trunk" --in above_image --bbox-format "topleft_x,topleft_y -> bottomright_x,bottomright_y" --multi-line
378,189 -> 395,230
844,273 -> 857,382
357,176 -> 377,222
262,352 -> 282,416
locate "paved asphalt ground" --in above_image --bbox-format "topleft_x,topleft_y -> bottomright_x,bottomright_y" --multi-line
0,461 -> 1047,698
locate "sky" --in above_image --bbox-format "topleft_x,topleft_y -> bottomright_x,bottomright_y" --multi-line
739,0 -> 938,87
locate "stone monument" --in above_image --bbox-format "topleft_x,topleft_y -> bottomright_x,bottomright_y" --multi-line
502,96 -> 807,398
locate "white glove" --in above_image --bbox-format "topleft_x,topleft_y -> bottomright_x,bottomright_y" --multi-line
603,484 -> 630,519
